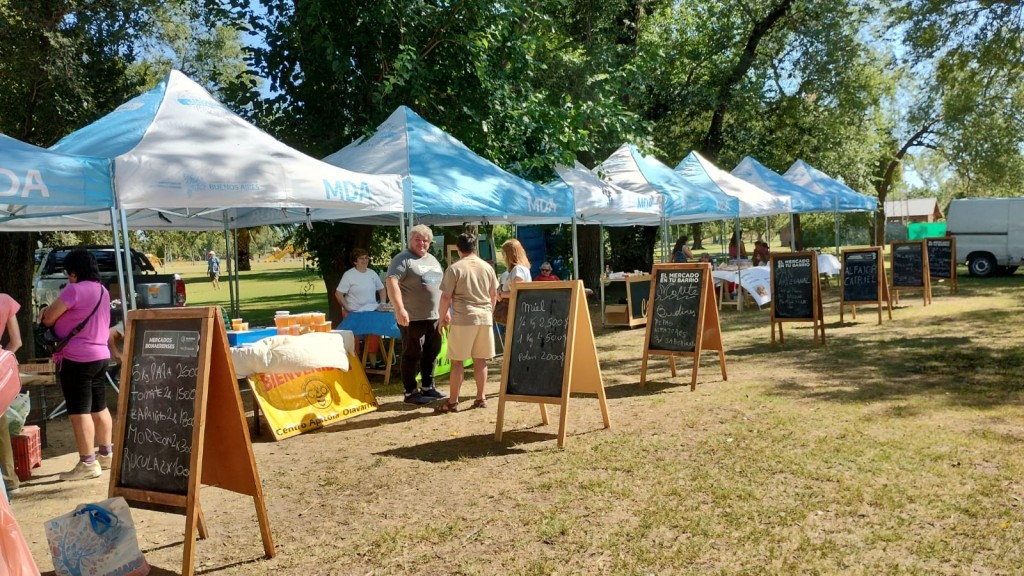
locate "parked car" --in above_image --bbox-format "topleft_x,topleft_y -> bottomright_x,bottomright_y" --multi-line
33,245 -> 186,310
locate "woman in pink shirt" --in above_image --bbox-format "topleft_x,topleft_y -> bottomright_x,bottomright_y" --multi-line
38,249 -> 111,482
0,293 -> 23,495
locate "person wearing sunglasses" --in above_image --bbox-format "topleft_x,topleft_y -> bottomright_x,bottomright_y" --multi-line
535,262 -> 560,282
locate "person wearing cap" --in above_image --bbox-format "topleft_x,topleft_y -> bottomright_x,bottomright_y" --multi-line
207,250 -> 221,290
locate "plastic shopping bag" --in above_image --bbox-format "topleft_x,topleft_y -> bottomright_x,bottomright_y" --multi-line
44,497 -> 149,576
5,393 -> 30,437
0,493 -> 41,576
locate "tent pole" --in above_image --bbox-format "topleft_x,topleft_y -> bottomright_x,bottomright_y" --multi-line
118,209 -> 138,312
571,217 -> 579,281
109,207 -> 130,320
232,222 -> 241,317
599,224 -> 606,327
222,212 -> 236,318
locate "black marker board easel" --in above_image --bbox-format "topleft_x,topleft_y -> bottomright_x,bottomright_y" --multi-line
495,281 -> 610,448
109,307 -> 274,576
770,251 -> 825,345
839,247 -> 892,325
640,263 -> 727,390
926,236 -> 957,294
890,240 -> 932,306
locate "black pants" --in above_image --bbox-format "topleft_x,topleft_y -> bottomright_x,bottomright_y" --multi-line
398,319 -> 441,395
59,359 -> 109,415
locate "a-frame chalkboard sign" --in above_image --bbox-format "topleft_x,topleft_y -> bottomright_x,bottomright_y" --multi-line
770,251 -> 825,345
890,240 -> 932,306
639,263 -> 727,390
926,236 -> 958,294
109,307 -> 274,576
495,281 -> 610,448
840,247 -> 892,325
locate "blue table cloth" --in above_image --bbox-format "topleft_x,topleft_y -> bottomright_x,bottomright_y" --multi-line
339,311 -> 401,339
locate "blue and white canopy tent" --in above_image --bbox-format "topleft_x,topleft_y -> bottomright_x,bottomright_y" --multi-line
547,161 -> 663,279
675,151 -> 791,260
675,151 -> 790,218
597,144 -> 739,225
730,156 -> 836,250
595,144 -> 739,271
0,134 -> 114,226
324,105 -> 573,229
47,70 -> 405,315
783,159 -> 878,251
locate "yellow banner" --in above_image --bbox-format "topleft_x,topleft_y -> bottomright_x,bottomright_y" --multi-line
247,355 -> 378,441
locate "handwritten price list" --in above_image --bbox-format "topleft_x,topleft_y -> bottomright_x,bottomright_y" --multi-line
893,243 -> 924,287
648,270 -> 701,352
772,257 -> 813,319
121,326 -> 201,494
506,289 -> 571,398
927,239 -> 952,279
842,251 -> 879,302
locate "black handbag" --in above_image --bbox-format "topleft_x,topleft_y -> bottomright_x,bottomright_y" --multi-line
40,292 -> 104,354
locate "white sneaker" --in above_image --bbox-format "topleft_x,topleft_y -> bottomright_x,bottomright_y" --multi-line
97,453 -> 112,470
60,461 -> 102,481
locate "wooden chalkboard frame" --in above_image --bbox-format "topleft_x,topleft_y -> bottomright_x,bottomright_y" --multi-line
495,281 -> 610,448
839,247 -> 892,325
602,274 -> 651,328
109,307 -> 274,576
926,236 -> 958,293
889,240 -> 933,306
769,251 -> 825,345
639,263 -> 727,390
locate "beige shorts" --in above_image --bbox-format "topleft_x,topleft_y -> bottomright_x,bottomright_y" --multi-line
446,324 -> 495,362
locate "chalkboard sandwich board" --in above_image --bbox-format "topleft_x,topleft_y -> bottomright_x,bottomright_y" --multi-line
840,247 -> 892,325
769,252 -> 825,345
110,307 -> 274,576
640,263 -> 727,390
496,281 -> 609,448
890,240 -> 932,306
602,274 -> 651,328
926,236 -> 957,293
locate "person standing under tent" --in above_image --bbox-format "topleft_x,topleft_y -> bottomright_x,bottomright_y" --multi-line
0,293 -> 23,496
38,249 -> 112,482
435,232 -> 498,413
497,239 -> 532,305
386,224 -> 447,406
728,232 -> 748,260
207,250 -> 221,290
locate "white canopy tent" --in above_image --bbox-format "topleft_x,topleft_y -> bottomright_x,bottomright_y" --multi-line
44,70 -> 405,315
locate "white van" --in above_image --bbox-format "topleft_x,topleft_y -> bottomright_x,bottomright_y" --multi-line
946,198 -> 1024,277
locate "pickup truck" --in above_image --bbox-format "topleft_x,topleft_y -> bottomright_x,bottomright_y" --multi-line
33,245 -> 187,311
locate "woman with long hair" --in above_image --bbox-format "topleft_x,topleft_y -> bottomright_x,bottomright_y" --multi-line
38,249 -> 112,481
499,239 -> 532,299
672,236 -> 693,263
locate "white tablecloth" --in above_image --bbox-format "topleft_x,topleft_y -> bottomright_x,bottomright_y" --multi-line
712,267 -> 771,307
818,253 -> 841,277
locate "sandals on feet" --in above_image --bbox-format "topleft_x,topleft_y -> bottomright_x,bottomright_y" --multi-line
471,398 -> 488,409
435,401 -> 460,414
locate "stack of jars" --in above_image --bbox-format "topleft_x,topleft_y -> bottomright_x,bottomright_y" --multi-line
274,311 -> 331,335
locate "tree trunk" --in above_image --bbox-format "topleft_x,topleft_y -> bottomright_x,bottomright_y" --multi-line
576,224 -> 602,292
0,232 -> 40,361
237,228 -> 253,271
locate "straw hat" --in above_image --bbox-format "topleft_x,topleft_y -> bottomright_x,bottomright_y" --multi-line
208,250 -> 215,256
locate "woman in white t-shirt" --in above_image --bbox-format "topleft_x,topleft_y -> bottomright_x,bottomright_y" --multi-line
498,239 -> 532,298
336,248 -> 387,314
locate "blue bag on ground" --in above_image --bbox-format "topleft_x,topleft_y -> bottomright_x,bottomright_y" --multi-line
44,496 -> 150,576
